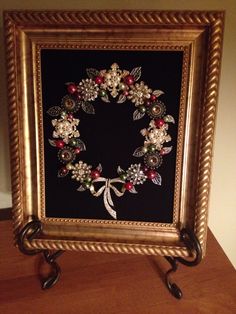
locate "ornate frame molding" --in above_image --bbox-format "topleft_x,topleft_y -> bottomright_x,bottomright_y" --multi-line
4,10 -> 224,257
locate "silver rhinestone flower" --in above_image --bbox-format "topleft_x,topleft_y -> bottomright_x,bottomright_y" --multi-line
71,161 -> 92,182
147,101 -> 166,119
78,78 -> 99,101
143,120 -> 171,151
52,114 -> 80,143
61,95 -> 80,113
127,163 -> 147,185
128,81 -> 152,106
58,146 -> 76,164
144,152 -> 162,169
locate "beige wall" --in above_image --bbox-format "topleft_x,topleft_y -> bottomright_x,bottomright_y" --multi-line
0,1 -> 235,268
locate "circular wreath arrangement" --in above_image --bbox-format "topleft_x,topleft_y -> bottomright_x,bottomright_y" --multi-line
48,63 -> 175,219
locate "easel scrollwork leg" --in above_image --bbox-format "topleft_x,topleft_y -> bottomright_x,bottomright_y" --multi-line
164,228 -> 202,299
41,250 -> 64,290
17,219 -> 64,289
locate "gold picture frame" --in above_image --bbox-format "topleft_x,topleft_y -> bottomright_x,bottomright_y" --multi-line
4,10 -> 224,258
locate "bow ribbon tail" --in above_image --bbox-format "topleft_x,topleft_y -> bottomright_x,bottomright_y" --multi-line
89,177 -> 125,219
103,187 -> 117,219
106,180 -> 114,207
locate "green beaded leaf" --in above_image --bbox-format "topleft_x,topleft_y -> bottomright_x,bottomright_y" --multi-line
48,139 -> 56,147
130,67 -> 141,81
117,94 -> 126,103
153,90 -> 164,97
77,185 -> 86,192
86,68 -> 100,79
133,147 -> 145,157
133,109 -> 145,121
81,102 -> 95,114
164,115 -> 175,124
129,186 -> 138,194
101,94 -> 110,103
47,106 -> 62,117
152,173 -> 162,186
76,139 -> 86,151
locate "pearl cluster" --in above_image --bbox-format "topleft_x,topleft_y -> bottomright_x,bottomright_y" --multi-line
143,120 -> 171,151
71,161 -> 92,182
100,63 -> 129,98
52,114 -> 80,143
128,81 -> 152,106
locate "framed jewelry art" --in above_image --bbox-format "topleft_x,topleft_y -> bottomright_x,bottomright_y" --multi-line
4,11 -> 224,261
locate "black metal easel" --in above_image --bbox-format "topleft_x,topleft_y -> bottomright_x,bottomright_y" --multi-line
17,220 -> 202,299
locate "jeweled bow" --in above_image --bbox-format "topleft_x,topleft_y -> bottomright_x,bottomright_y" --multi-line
90,177 -> 125,219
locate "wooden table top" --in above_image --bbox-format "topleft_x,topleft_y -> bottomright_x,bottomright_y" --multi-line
0,220 -> 235,314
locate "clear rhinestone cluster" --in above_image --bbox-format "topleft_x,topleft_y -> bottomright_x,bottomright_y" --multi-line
78,78 -> 99,101
127,164 -> 147,185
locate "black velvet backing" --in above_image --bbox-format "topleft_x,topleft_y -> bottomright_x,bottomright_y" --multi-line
41,49 -> 183,222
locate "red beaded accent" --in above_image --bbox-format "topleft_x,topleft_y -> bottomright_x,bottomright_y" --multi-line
91,170 -> 101,179
67,113 -> 73,120
94,76 -> 103,84
124,182 -> 133,190
154,118 -> 165,128
74,148 -> 81,154
146,170 -> 157,180
55,140 -> 65,148
61,167 -> 68,174
150,94 -> 157,101
124,75 -> 134,86
67,83 -> 77,94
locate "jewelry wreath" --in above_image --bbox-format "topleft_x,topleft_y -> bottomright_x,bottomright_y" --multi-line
47,63 -> 175,219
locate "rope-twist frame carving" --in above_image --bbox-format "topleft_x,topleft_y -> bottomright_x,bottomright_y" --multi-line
5,10 -> 222,26
194,16 -> 224,251
26,239 -> 189,257
4,17 -> 24,235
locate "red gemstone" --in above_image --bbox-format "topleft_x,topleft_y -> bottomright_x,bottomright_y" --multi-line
145,100 -> 151,107
67,84 -> 77,94
76,93 -> 82,100
147,170 -> 157,180
124,75 -> 134,86
154,118 -> 165,128
74,148 -> 81,154
91,170 -> 101,179
61,167 -> 68,174
150,94 -> 157,101
123,90 -> 129,96
55,140 -> 65,148
94,76 -> 103,84
67,113 -> 73,120
124,182 -> 133,191
141,166 -> 149,173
